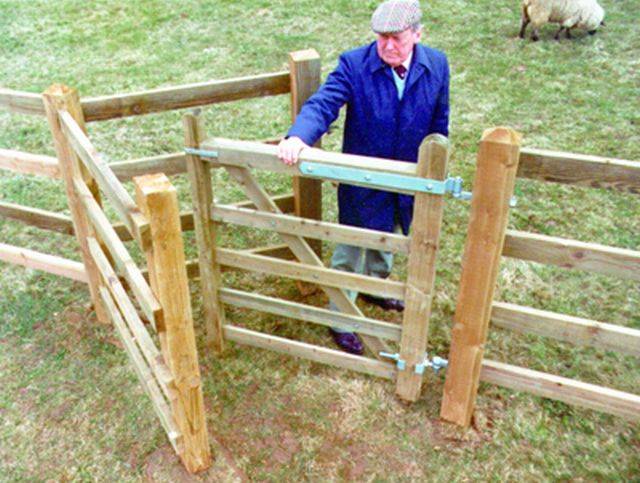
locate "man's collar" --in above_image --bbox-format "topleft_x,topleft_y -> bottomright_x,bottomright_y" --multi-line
367,41 -> 433,74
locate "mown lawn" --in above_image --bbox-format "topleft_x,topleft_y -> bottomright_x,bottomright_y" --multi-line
1,0 -> 638,480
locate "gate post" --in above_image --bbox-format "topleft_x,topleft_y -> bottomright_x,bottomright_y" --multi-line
184,111 -> 226,354
134,173 -> 212,473
396,134 -> 449,402
42,84 -> 108,324
440,127 -> 521,427
289,49 -> 322,258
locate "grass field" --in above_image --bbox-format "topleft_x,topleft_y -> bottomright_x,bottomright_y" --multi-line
1,0 -> 639,480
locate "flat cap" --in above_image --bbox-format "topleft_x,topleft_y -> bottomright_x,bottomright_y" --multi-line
371,0 -> 422,33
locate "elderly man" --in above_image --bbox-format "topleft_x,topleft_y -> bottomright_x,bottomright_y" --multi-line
278,0 -> 450,354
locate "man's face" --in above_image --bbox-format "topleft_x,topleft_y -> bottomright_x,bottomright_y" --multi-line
376,27 -> 421,67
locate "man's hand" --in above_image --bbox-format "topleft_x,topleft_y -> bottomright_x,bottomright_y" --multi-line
277,136 -> 309,165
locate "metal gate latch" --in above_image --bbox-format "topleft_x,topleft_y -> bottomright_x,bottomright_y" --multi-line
415,354 -> 449,375
379,352 -> 406,371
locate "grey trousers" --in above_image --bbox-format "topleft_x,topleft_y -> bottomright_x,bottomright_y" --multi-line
329,244 -> 393,333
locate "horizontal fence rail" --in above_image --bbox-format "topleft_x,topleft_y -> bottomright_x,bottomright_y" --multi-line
220,288 -> 402,341
224,324 -> 396,380
503,230 -> 640,281
0,88 -> 45,116
480,359 -> 640,421
491,302 -> 640,357
213,204 -> 411,254
518,148 -> 640,194
0,148 -> 60,178
0,200 -> 74,235
0,242 -> 87,283
81,71 -> 291,122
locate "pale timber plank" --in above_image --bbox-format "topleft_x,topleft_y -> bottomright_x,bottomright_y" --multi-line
87,237 -> 174,401
396,134 -> 449,402
212,204 -> 410,254
216,248 -> 405,300
58,110 -> 151,249
134,174 -> 211,473
43,84 -> 109,324
98,286 -> 182,454
0,88 -> 45,116
441,127 -> 522,427
184,112 -> 225,353
0,200 -> 74,235
480,359 -> 640,421
222,164 -> 392,355
0,149 -> 60,178
111,153 -> 187,180
504,230 -> 640,281
219,288 -> 401,341
74,178 -> 163,329
204,138 -> 418,177
518,148 -> 640,194
224,325 -> 395,380
0,242 -> 87,283
491,302 -> 640,357
81,72 -> 291,121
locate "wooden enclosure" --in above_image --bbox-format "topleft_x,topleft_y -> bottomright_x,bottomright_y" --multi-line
441,129 -> 640,426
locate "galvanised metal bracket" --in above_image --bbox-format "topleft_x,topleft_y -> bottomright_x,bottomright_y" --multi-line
185,147 -> 219,158
300,161 -> 473,198
415,354 -> 449,375
379,352 -> 406,371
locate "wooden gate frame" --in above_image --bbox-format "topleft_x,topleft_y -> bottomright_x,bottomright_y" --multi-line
441,128 -> 640,426
183,110 -> 454,401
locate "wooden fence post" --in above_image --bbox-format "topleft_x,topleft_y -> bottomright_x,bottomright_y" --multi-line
396,134 -> 449,402
289,49 -> 322,257
42,84 -> 108,324
134,173 -> 211,473
440,127 -> 522,427
184,111 -> 226,354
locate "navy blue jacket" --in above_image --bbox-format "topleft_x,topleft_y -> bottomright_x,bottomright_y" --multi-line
287,41 -> 450,234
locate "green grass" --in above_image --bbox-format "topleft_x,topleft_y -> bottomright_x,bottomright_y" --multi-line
1,0 -> 639,480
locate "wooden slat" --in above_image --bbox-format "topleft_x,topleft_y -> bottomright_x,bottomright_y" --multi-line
224,325 -> 395,380
504,230 -> 640,281
0,242 -> 87,283
219,288 -> 401,341
0,149 -> 60,178
441,127 -> 522,427
205,138 -> 418,177
75,178 -> 163,329
396,134 -> 449,402
289,49 -> 323,257
244,243 -> 295,260
134,174 -> 211,473
184,112 -> 225,353
81,71 -> 291,122
59,110 -> 151,249
491,302 -> 640,357
216,248 -> 405,300
0,88 -> 45,116
98,286 -> 182,453
87,237 -> 174,400
480,359 -> 640,421
0,200 -> 74,235
232,193 -> 295,213
213,204 -> 410,254
518,148 -> 640,194
111,153 -> 187,180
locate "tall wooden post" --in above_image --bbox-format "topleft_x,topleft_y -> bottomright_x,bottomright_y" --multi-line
134,173 -> 211,473
289,49 -> 322,257
440,127 -> 522,427
396,134 -> 449,402
42,84 -> 108,324
184,111 -> 226,354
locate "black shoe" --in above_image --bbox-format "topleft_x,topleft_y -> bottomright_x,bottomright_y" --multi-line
360,294 -> 405,312
329,328 -> 364,355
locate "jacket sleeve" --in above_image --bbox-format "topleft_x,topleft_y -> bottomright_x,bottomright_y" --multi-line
286,54 -> 353,146
429,55 -> 450,137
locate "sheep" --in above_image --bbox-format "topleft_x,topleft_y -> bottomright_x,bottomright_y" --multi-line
519,0 -> 606,41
